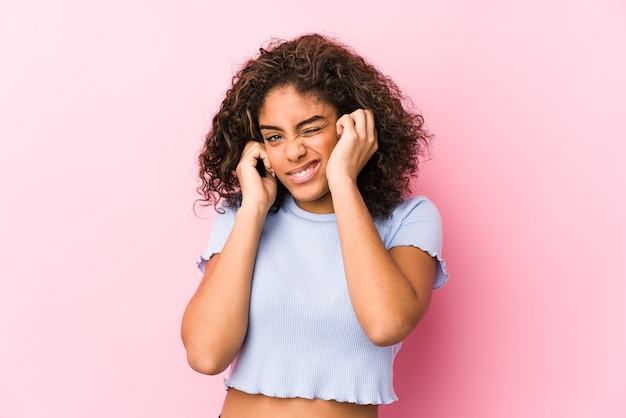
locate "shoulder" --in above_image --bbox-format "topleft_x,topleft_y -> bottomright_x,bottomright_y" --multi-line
375,195 -> 443,253
385,195 -> 442,225
384,196 -> 449,289
211,204 -> 239,226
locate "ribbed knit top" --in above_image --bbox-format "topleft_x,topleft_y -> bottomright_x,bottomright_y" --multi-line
197,195 -> 448,405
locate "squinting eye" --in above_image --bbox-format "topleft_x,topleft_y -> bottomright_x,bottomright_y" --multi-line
302,127 -> 321,136
265,135 -> 282,142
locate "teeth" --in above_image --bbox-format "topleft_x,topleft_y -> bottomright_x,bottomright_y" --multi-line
292,166 -> 313,178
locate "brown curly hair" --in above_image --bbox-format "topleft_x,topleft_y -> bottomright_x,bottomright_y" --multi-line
197,33 -> 432,219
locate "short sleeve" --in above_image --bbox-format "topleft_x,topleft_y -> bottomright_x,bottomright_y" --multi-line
382,197 -> 449,289
196,207 -> 237,273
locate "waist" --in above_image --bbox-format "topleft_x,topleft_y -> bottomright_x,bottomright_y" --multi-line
226,336 -> 399,404
221,388 -> 378,418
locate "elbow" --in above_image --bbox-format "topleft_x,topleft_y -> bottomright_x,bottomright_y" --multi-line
366,325 -> 412,347
363,312 -> 426,347
186,351 -> 230,375
182,335 -> 231,375
181,321 -> 233,375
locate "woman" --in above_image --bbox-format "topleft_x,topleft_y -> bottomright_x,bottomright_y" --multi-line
182,33 -> 448,418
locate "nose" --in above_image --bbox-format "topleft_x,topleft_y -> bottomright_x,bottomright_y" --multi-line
286,136 -> 306,161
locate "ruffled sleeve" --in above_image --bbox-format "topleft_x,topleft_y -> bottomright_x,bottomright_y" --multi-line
196,207 -> 237,273
381,196 -> 449,289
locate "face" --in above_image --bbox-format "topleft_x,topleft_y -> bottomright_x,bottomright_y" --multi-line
258,85 -> 339,214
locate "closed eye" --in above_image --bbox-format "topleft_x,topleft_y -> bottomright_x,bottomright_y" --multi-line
301,126 -> 323,137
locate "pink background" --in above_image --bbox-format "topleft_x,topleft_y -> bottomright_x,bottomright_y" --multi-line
1,0 -> 624,417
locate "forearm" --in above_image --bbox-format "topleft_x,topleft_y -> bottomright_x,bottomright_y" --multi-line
330,179 -> 425,346
181,205 -> 266,374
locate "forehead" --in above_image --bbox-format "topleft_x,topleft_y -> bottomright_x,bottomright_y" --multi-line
258,86 -> 334,123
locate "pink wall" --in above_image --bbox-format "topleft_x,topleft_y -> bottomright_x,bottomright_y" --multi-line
1,1 -> 624,417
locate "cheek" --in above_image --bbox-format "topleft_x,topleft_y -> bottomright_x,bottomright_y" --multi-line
266,151 -> 286,178
322,137 -> 339,156
263,146 -> 279,166
309,134 -> 338,153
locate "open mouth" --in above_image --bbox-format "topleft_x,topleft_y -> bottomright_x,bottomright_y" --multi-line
286,161 -> 319,184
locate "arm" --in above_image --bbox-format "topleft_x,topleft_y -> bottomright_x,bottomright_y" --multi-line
181,141 -> 276,374
328,110 -> 437,346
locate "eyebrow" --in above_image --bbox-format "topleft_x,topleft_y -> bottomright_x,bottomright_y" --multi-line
259,115 -> 326,132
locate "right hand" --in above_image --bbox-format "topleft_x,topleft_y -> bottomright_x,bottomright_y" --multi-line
236,141 -> 277,212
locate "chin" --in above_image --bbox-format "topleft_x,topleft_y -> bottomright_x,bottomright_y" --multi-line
290,188 -> 328,202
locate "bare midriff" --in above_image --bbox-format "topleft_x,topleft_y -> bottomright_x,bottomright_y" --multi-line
220,388 -> 379,418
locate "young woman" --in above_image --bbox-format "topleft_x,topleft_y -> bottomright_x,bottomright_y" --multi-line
182,33 -> 448,418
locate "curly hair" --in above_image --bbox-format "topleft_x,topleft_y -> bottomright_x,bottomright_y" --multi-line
197,33 -> 432,219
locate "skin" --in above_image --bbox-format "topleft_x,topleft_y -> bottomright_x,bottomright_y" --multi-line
181,85 -> 437,418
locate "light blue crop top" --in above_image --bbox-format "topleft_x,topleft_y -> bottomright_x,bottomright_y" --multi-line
197,195 -> 448,405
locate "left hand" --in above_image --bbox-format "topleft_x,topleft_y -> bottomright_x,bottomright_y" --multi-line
327,109 -> 378,184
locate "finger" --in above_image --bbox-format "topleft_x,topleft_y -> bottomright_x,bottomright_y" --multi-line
258,150 -> 274,177
336,113 -> 357,139
242,141 -> 274,177
240,142 -> 264,172
364,109 -> 377,142
241,140 -> 260,158
336,122 -> 344,140
242,141 -> 265,162
250,142 -> 273,176
350,109 -> 366,139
